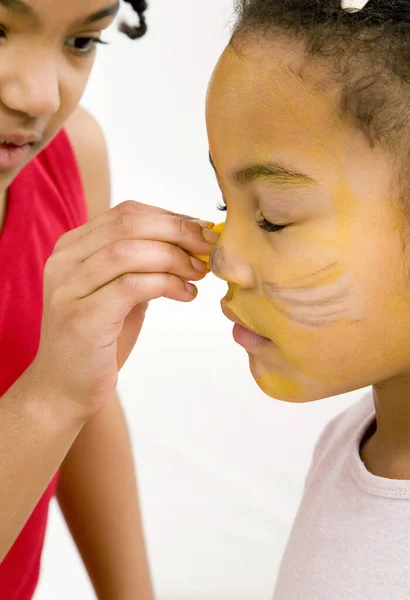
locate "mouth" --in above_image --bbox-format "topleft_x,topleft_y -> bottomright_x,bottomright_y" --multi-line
0,130 -> 41,146
221,303 -> 272,351
0,130 -> 41,171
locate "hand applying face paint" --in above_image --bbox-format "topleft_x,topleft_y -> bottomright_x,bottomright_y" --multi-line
193,222 -> 225,268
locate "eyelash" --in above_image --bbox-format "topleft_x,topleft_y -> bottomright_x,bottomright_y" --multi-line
217,199 -> 288,234
0,27 -> 108,56
67,37 -> 109,55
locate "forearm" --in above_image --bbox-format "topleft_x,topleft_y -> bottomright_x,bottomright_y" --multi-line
0,369 -> 86,561
57,392 -> 154,600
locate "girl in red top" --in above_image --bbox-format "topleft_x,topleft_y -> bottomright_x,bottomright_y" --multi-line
0,1 -> 218,598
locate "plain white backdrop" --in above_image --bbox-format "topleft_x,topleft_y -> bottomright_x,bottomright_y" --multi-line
34,1 -> 366,598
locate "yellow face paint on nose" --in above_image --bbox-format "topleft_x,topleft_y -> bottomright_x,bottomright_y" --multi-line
193,221 -> 225,267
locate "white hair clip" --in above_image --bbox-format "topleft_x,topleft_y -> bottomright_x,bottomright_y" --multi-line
341,0 -> 370,12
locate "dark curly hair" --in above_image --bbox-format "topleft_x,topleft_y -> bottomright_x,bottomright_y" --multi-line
231,0 -> 410,153
119,0 -> 149,39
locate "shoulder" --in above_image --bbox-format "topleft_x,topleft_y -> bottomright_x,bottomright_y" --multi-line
64,106 -> 111,220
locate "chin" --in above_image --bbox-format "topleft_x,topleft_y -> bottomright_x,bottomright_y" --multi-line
249,358 -> 333,403
254,376 -> 307,402
248,357 -> 299,401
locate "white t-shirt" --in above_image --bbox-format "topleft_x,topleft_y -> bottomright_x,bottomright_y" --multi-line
273,390 -> 410,599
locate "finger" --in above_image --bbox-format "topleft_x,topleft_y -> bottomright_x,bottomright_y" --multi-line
81,272 -> 197,327
54,200 -> 198,252
116,302 -> 149,370
192,222 -> 225,266
62,210 -> 220,265
68,240 -> 208,298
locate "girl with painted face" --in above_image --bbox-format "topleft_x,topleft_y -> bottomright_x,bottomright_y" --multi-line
0,1 -> 220,597
206,0 -> 410,597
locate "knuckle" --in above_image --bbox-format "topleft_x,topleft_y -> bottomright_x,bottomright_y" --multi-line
156,244 -> 174,270
113,213 -> 135,235
165,273 -> 177,293
44,252 -> 69,287
168,216 -> 192,242
168,244 -> 183,267
162,274 -> 181,299
106,240 -> 131,262
157,243 -> 183,273
48,284 -> 68,314
117,200 -> 141,215
53,231 -> 69,252
172,216 -> 187,236
118,272 -> 139,292
44,254 -> 58,279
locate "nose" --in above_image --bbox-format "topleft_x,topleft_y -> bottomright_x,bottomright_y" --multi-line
210,237 -> 256,288
1,56 -> 60,117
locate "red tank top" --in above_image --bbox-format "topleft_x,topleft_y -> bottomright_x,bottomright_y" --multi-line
0,129 -> 88,599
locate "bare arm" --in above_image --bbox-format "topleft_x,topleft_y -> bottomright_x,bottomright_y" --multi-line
60,107 -> 154,599
0,370 -> 86,561
56,392 -> 154,600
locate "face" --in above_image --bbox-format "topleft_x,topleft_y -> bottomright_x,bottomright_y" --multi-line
206,36 -> 410,403
0,0 -> 118,191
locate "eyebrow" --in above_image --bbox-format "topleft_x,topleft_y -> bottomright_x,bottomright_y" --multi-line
82,3 -> 120,25
0,0 -> 34,17
209,152 -> 317,187
0,0 -> 120,25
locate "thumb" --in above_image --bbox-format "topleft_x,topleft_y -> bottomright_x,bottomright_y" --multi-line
117,302 -> 149,370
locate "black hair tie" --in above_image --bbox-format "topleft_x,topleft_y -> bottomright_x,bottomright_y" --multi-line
119,0 -> 148,39
342,0 -> 410,25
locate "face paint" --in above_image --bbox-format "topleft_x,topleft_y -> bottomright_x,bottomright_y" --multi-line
193,222 -> 225,267
263,266 -> 366,330
206,38 -> 410,403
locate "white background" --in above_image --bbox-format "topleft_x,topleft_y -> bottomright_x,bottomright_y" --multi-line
35,1 -> 365,598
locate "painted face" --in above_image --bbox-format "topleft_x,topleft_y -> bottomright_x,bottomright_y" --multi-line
206,37 -> 410,403
0,0 -> 118,190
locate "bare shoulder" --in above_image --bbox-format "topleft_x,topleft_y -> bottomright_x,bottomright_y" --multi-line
65,106 -> 111,220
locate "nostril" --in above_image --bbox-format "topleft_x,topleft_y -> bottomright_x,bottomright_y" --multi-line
209,246 -> 224,272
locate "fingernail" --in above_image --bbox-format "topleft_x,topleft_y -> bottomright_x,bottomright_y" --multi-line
190,256 -> 207,273
192,219 -> 215,228
185,281 -> 197,296
202,227 -> 220,244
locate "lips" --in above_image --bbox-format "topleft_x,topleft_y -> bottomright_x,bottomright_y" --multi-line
0,131 -> 41,146
221,304 -> 270,340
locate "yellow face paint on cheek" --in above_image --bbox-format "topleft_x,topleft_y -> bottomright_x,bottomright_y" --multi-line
225,250 -> 369,402
263,267 -> 367,330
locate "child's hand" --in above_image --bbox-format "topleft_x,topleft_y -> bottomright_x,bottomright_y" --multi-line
26,201 -> 220,421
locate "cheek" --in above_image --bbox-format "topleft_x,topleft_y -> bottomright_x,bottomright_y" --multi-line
62,67 -> 92,108
239,265 -> 369,389
263,267 -> 367,330
252,264 -> 410,396
252,212 -> 369,343
254,223 -> 366,333
45,67 -> 92,140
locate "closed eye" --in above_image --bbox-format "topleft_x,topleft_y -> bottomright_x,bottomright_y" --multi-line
256,216 -> 287,233
217,198 -> 287,233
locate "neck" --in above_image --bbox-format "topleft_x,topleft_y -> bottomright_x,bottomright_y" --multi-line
0,188 -> 7,233
361,375 -> 410,478
373,376 -> 410,449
